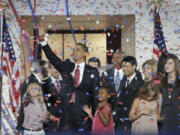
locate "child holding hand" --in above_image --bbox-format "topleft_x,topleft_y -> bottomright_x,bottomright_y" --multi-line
129,82 -> 163,135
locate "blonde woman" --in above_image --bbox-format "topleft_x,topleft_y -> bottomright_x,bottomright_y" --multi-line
19,82 -> 55,135
142,59 -> 158,82
142,59 -> 163,114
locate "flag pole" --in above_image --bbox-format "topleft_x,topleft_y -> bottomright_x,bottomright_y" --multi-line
153,0 -> 162,52
154,0 -> 162,29
154,0 -> 162,13
0,2 -> 6,130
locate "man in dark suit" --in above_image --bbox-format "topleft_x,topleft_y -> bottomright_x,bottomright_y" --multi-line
42,64 -> 74,134
101,51 -> 126,127
16,60 -> 49,132
102,51 -> 126,96
39,25 -> 100,134
115,56 -> 144,135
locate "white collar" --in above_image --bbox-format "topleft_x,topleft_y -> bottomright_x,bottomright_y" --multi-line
75,62 -> 85,69
50,75 -> 62,82
33,73 -> 41,83
114,68 -> 123,73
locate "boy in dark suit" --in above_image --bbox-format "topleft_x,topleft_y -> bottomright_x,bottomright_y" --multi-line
115,56 -> 144,135
42,64 -> 74,134
39,24 -> 100,134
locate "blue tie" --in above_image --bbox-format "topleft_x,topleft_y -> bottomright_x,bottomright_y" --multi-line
115,71 -> 120,92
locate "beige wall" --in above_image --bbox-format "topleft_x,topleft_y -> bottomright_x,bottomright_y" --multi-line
86,33 -> 106,66
121,15 -> 135,56
42,34 -> 63,61
64,34 -> 84,60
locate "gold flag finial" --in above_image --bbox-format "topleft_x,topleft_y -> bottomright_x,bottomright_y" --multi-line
0,2 -> 7,12
0,2 -> 6,8
154,0 -> 162,12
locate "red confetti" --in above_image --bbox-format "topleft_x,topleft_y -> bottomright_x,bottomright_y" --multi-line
153,80 -> 161,85
69,100 -> 73,103
54,103 -> 57,107
169,88 -> 173,92
44,97 -> 49,100
124,126 -> 127,131
142,101 -> 146,104
84,117 -> 88,121
149,119 -> 154,123
56,100 -> 61,103
52,117 -> 60,122
118,101 -> 123,105
62,83 -> 67,87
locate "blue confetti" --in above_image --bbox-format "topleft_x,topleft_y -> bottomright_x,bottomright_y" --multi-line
0,69 -> 5,74
116,24 -> 120,29
59,109 -> 62,114
125,90 -> 128,95
90,28 -> 94,30
95,86 -> 99,91
78,128 -> 85,132
109,41 -> 112,44
81,106 -> 84,110
81,120 -> 87,125
124,118 -> 130,121
85,92 -> 90,96
74,28 -> 79,31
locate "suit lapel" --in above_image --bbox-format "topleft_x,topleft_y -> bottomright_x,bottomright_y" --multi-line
31,74 -> 40,84
49,78 -> 59,95
119,76 -> 126,89
126,77 -> 136,89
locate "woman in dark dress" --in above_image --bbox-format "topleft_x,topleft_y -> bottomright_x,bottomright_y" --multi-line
160,54 -> 180,135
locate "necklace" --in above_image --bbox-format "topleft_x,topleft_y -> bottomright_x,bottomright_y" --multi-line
168,91 -> 171,99
168,84 -> 173,99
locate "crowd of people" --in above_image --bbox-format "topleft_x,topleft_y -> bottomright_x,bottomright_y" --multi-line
15,25 -> 180,135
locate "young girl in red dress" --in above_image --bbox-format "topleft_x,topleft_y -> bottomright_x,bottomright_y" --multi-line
84,86 -> 114,135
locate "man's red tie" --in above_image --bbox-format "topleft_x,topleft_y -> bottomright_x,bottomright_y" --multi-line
56,80 -> 60,94
74,65 -> 80,88
70,65 -> 80,103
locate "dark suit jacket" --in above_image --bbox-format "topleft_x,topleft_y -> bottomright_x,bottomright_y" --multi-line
16,74 -> 41,130
102,69 -> 142,93
42,45 -> 100,131
102,68 -> 122,93
42,74 -> 74,130
160,84 -> 180,134
102,69 -> 143,106
115,73 -> 144,130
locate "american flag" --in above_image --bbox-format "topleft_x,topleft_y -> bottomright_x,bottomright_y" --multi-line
2,16 -> 21,114
153,11 -> 168,60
